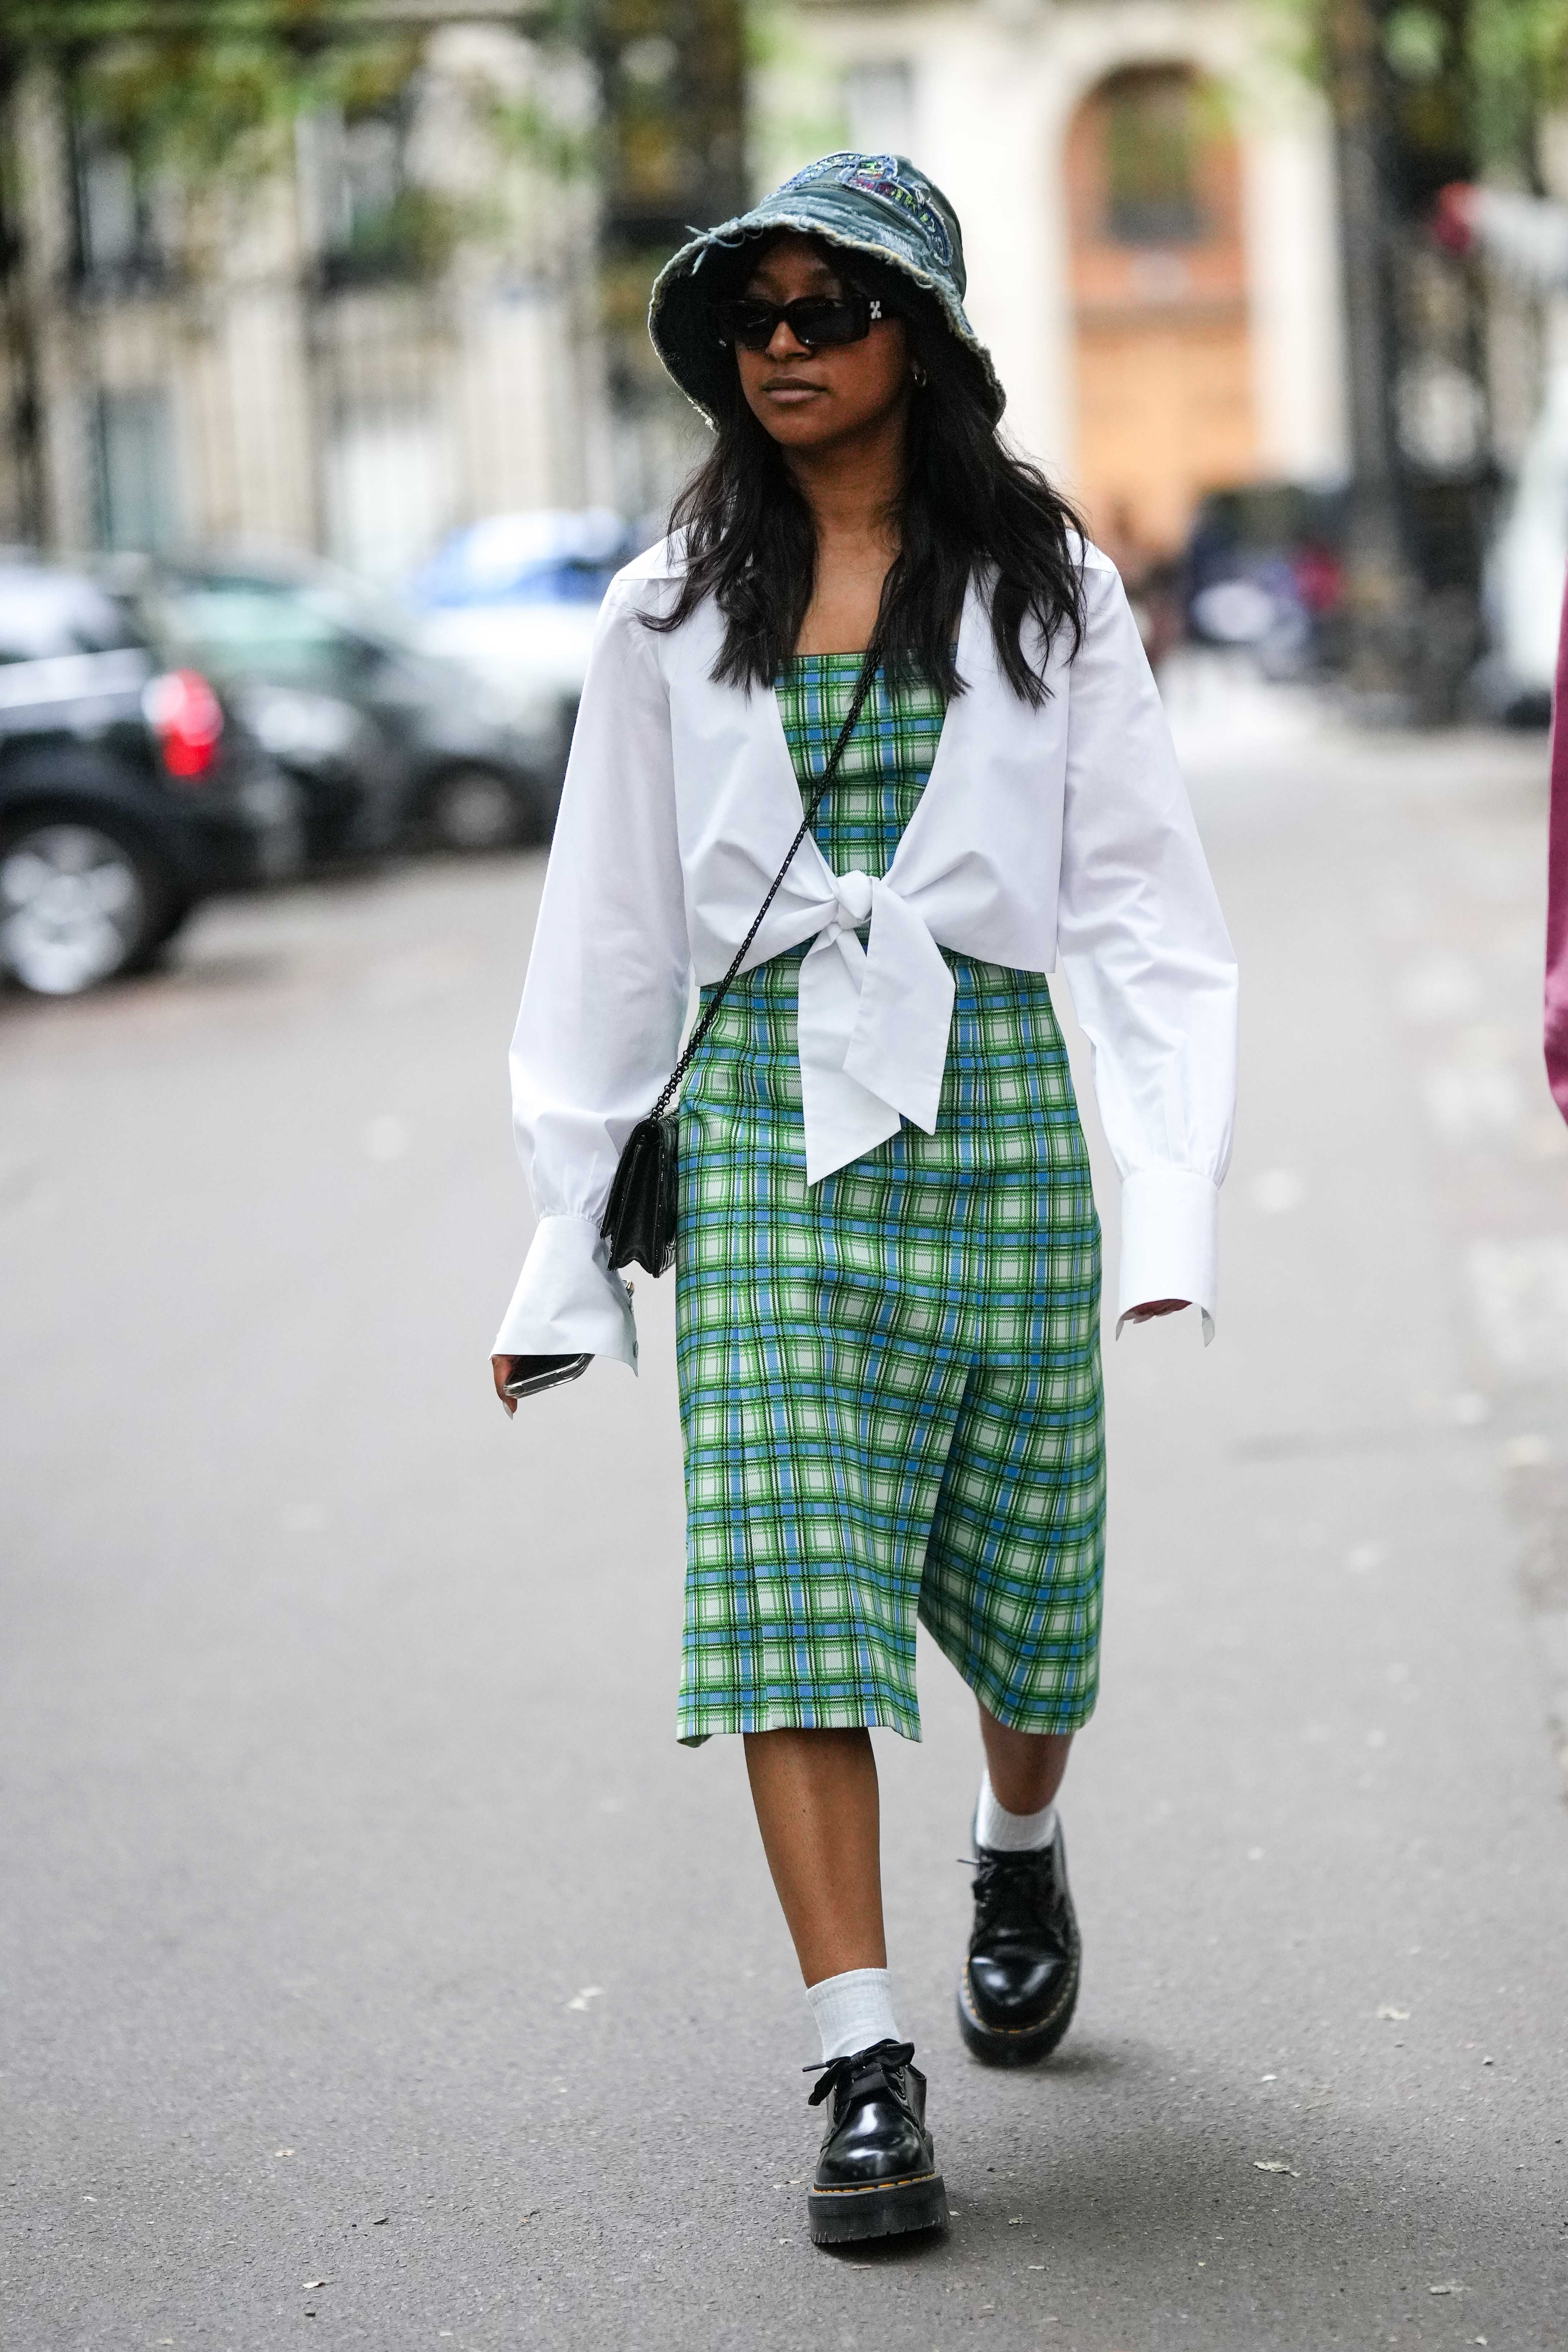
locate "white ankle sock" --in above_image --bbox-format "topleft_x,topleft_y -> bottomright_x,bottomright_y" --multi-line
975,1768 -> 1058,1854
806,1966 -> 901,2063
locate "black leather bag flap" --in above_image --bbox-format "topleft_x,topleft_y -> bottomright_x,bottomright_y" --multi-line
602,1110 -> 678,1275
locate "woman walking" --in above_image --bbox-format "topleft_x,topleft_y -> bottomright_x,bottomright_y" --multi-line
491,154 -> 1237,2247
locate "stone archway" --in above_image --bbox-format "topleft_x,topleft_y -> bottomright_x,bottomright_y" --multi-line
1065,64 -> 1257,558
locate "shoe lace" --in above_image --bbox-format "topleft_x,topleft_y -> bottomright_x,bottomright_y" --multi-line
803,2038 -> 915,2109
962,1849 -> 1058,1941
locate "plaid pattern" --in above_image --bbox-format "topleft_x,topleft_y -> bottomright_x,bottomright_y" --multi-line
674,655 -> 1104,1745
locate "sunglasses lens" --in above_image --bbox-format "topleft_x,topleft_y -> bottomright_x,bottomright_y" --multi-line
717,294 -> 874,351
717,300 -> 777,350
789,299 -> 864,347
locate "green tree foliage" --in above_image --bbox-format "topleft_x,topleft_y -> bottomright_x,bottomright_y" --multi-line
1463,0 -> 1568,173
1280,0 -> 1568,183
75,24 -> 424,194
3,3 -> 588,280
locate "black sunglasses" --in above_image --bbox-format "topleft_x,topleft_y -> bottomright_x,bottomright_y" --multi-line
715,291 -> 889,352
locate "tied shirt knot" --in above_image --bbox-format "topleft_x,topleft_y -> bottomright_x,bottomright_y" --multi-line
795,870 -> 956,1184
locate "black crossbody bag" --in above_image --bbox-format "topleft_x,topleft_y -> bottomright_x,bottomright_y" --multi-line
601,653 -> 879,1278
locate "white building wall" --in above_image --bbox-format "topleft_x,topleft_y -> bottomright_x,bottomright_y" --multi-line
1237,75 -> 1349,480
7,37 -> 609,568
774,0 -> 1349,493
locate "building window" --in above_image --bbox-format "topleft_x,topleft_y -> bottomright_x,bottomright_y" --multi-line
308,105 -> 427,285
96,389 -> 179,552
844,62 -> 914,158
1101,69 -> 1204,246
332,114 -> 404,252
73,127 -> 171,283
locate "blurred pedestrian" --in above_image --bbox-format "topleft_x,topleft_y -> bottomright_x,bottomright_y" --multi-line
491,153 -> 1237,2246
1435,185 -> 1568,1119
1099,497 -> 1185,673
1550,576 -> 1568,1121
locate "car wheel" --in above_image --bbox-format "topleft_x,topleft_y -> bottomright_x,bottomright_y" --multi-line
426,765 -> 524,852
0,820 -> 165,995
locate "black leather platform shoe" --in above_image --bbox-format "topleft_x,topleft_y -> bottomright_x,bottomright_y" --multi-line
956,1824 -> 1081,2066
805,2039 -> 948,2245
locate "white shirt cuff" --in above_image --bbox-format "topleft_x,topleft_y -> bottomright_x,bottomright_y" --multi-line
492,1213 -> 638,1368
1115,1167 -> 1220,1343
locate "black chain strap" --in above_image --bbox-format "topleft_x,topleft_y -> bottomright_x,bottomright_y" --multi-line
648,650 -> 880,1120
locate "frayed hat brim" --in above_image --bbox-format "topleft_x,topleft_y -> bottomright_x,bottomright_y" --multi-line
647,159 -> 1004,426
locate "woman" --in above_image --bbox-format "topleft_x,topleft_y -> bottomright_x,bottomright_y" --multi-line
491,154 -> 1237,2247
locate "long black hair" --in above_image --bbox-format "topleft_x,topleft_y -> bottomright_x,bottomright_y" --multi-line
646,239 -> 1086,705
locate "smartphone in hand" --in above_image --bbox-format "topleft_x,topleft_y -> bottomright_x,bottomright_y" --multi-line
502,1353 -> 592,1401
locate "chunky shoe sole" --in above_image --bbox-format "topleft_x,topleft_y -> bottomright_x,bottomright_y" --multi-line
956,1948 -> 1080,2067
807,2168 -> 949,2245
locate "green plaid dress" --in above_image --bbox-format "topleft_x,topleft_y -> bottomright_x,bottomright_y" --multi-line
675,654 -> 1104,1746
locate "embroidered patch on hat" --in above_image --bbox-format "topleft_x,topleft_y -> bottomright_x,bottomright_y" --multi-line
836,158 -> 954,267
775,151 -> 954,269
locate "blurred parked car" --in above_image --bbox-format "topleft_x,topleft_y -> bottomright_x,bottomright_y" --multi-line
1183,477 -> 1492,718
125,553 -> 569,855
0,560 -> 299,997
1182,484 -> 1350,678
407,509 -> 636,719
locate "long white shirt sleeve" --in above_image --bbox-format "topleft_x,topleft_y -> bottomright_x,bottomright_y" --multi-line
493,536 -> 1237,1365
1055,561 -> 1236,1336
492,579 -> 690,1367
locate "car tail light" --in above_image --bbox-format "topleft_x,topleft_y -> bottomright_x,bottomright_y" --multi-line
144,668 -> 224,781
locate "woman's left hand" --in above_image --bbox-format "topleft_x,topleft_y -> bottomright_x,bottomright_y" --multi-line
1122,1298 -> 1190,1322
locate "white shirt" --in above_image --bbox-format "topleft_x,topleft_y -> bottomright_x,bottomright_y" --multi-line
493,535 -> 1238,1368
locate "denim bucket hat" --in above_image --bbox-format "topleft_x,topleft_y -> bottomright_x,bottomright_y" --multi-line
649,152 -> 1003,425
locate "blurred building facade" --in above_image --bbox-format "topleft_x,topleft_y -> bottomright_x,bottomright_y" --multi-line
6,0 -> 1552,632
759,0 -> 1349,557
3,1 -> 1352,584
0,16 -> 612,579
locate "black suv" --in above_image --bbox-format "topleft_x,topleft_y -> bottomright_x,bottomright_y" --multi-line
0,561 -> 300,995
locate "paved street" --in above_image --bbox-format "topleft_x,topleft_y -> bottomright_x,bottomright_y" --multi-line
4,678 -> 1567,2351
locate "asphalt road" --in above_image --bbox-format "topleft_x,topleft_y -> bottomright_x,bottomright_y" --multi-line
4,672 -> 1567,2351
